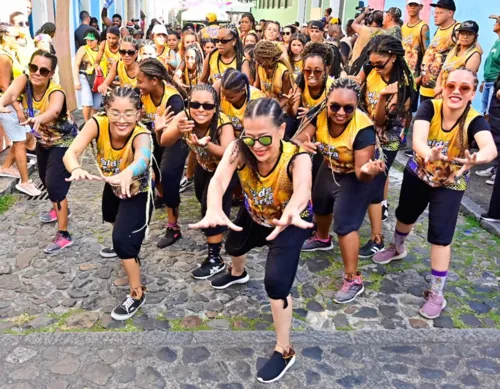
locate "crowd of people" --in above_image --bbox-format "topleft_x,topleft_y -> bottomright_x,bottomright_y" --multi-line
0,0 -> 500,383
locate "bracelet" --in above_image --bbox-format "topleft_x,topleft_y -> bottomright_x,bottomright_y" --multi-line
71,167 -> 83,173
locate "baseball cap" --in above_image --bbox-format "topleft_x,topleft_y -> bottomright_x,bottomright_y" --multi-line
385,7 -> 402,19
206,12 -> 217,23
83,31 -> 98,40
151,24 -> 168,36
457,20 -> 479,34
407,0 -> 423,5
309,20 -> 325,30
430,0 -> 456,11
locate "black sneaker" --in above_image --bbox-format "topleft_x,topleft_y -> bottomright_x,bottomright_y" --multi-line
192,256 -> 226,280
404,149 -> 413,158
359,239 -> 385,258
210,267 -> 249,289
257,349 -> 296,383
157,227 -> 182,248
481,212 -> 500,223
179,176 -> 194,193
111,293 -> 145,321
382,204 -> 389,222
100,246 -> 117,258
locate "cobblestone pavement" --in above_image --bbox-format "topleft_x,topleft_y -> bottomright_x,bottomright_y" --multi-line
1,329 -> 500,388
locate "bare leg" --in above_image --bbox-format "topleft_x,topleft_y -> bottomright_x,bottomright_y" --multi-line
368,203 -> 383,242
315,214 -> 333,240
395,220 -> 413,235
270,295 -> 293,352
383,177 -> 390,200
82,106 -> 92,122
121,259 -> 144,298
230,255 -> 246,276
186,151 -> 196,179
13,142 -> 29,183
430,244 -> 451,272
54,199 -> 69,231
166,207 -> 179,225
207,234 -> 222,245
338,231 -> 359,274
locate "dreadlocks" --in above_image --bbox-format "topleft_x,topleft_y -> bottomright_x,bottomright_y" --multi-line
254,40 -> 294,93
139,57 -> 188,100
188,83 -> 221,142
183,43 -> 204,90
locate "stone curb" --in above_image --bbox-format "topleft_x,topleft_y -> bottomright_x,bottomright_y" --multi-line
0,159 -> 37,196
394,151 -> 500,238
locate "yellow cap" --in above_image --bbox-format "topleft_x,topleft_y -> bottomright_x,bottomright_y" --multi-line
330,18 -> 340,25
206,12 -> 217,23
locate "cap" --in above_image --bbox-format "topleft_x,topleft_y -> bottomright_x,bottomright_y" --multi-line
309,20 -> 324,30
206,12 -> 217,23
430,0 -> 456,11
151,24 -> 168,36
457,20 -> 479,34
406,0 -> 423,5
385,7 -> 402,19
83,31 -> 98,40
329,17 -> 341,25
183,23 -> 195,32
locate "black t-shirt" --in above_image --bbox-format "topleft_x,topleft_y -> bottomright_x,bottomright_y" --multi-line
74,24 -> 91,51
167,95 -> 184,115
415,100 -> 491,146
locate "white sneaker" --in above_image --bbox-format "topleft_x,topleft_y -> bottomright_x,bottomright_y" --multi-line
486,174 -> 496,185
0,167 -> 21,179
476,166 -> 496,177
16,180 -> 42,196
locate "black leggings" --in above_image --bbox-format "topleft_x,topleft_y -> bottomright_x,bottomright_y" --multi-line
102,184 -> 151,260
371,149 -> 398,204
226,207 -> 312,306
194,164 -> 237,237
157,138 -> 189,209
36,144 -> 71,204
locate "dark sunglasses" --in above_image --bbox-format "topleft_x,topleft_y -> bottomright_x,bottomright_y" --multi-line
190,101 -> 216,110
241,135 -> 273,147
17,21 -> 30,27
119,49 -> 137,56
283,31 -> 292,35
303,68 -> 323,77
213,37 -> 235,45
369,57 -> 391,69
28,63 -> 51,77
444,82 -> 473,95
329,103 -> 356,114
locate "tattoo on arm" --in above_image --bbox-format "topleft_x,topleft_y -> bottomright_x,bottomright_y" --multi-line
130,145 -> 151,176
229,142 -> 240,165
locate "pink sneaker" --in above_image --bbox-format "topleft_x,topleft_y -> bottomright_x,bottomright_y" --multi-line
44,232 -> 73,254
40,208 -> 57,223
372,243 -> 407,265
419,291 -> 447,319
333,273 -> 364,304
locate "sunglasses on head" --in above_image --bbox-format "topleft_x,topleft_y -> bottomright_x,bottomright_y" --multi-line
369,57 -> 391,69
444,82 -> 473,95
119,49 -> 137,56
303,68 -> 323,77
213,37 -> 234,45
190,101 -> 216,110
28,63 -> 51,77
329,103 -> 356,114
241,135 -> 273,147
17,21 -> 30,27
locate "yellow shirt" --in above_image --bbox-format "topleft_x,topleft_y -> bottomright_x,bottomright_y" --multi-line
302,76 -> 334,110
292,58 -> 303,80
402,20 -> 429,76
183,66 -> 200,88
0,49 -> 24,93
220,86 -> 265,137
94,114 -> 152,198
420,22 -> 460,97
316,108 -> 374,174
208,51 -> 237,84
257,62 -> 288,98
116,61 -> 137,88
439,47 -> 481,87
15,35 -> 35,67
82,45 -> 104,74
102,43 -> 121,76
238,140 -> 312,227
141,82 -> 181,125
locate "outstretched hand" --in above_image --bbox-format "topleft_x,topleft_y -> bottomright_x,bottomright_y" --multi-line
65,168 -> 103,182
154,106 -> 175,133
189,209 -> 243,232
266,210 -> 314,241
425,146 -> 448,163
454,149 -> 480,177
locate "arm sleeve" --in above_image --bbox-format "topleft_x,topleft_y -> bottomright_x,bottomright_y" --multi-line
167,95 -> 184,115
353,126 -> 376,150
414,99 -> 435,122
467,116 -> 491,145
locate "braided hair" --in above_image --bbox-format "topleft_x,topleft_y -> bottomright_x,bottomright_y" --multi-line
183,43 -> 204,88
104,86 -> 142,111
30,49 -> 58,71
287,33 -> 307,72
122,35 -> 140,50
221,68 -> 251,104
188,83 -> 221,142
208,24 -> 244,72
139,57 -> 188,99
243,44 -> 256,83
254,40 -> 294,92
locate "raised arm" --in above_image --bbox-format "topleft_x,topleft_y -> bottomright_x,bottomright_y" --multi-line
101,6 -> 113,27
95,41 -> 107,67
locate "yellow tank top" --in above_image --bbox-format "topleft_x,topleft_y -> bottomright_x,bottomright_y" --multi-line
220,86 -> 265,137
94,114 -> 152,197
82,45 -> 102,74
302,77 -> 334,110
420,22 -> 460,97
257,62 -> 288,98
316,108 -> 374,174
238,141 -> 312,227
292,59 -> 303,80
22,80 -> 77,148
116,61 -> 138,88
102,43 -> 120,76
208,51 -> 237,84
141,82 -> 181,125
408,99 -> 480,191
439,47 -> 481,87
0,49 -> 24,92
156,45 -> 170,67
183,66 -> 199,88
187,113 -> 232,172
402,20 -> 428,76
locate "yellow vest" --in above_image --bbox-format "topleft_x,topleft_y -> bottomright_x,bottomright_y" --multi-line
439,47 -> 481,87
316,108 -> 374,174
292,58 -> 303,80
102,43 -> 121,76
302,76 -> 334,110
116,61 -> 138,88
183,66 -> 199,88
208,51 -> 237,84
257,62 -> 288,98
220,86 -> 265,137
83,45 -> 103,74
402,20 -> 428,76
141,82 -> 181,125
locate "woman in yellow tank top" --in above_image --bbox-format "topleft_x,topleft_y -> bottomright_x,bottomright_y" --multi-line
434,21 -> 482,97
64,87 -> 156,322
162,84 -> 235,280
287,33 -> 306,81
99,37 -> 140,94
293,78 -> 384,304
174,43 -> 204,93
95,26 -> 121,77
190,98 -> 313,384
374,68 -> 497,320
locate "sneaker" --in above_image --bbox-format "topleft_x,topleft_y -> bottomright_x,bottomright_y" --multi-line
179,176 -> 194,193
301,234 -> 333,252
192,256 -> 226,280
210,267 -> 249,289
404,149 -> 413,158
372,243 -> 407,265
44,232 -> 73,254
419,290 -> 447,319
157,226 -> 182,248
382,203 -> 389,221
256,348 -> 296,383
486,174 -> 496,185
15,180 -> 42,196
100,246 -> 118,258
0,167 -> 20,179
333,274 -> 364,304
39,208 -> 72,223
480,212 -> 500,223
359,239 -> 385,258
475,166 -> 496,177
111,293 -> 146,321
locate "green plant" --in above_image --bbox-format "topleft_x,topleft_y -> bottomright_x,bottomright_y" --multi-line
0,194 -> 15,214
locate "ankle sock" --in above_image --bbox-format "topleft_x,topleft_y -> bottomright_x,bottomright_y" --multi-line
394,229 -> 408,252
167,222 -> 179,229
59,230 -> 70,239
208,242 -> 222,259
430,269 -> 447,296
315,234 -> 330,243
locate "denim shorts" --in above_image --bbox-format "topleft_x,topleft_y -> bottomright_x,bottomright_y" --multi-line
0,107 -> 30,142
79,73 -> 102,109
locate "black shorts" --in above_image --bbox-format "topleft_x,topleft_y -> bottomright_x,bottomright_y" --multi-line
395,168 -> 464,246
159,138 -> 189,209
36,144 -> 71,203
371,149 -> 398,204
225,206 -> 311,302
102,184 -> 151,260
312,163 -> 376,236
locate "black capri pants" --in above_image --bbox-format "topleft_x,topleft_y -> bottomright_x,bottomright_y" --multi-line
194,164 -> 237,237
395,168 -> 464,246
36,144 -> 71,204
312,162 -> 376,236
226,206 -> 312,307
159,138 -> 189,209
102,184 -> 152,260
371,149 -> 398,204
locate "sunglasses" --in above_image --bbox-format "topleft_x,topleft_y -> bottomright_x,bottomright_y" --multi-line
17,21 -> 30,27
119,49 -> 137,56
444,82 -> 473,95
213,38 -> 235,45
256,28 -> 262,31
241,135 -> 273,147
190,101 -> 216,110
283,31 -> 292,35
28,63 -> 51,77
329,103 -> 356,114
303,68 -> 323,78
369,57 -> 391,69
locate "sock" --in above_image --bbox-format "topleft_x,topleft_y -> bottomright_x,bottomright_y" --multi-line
430,269 -> 448,296
167,222 -> 179,229
208,242 -> 222,260
59,230 -> 70,239
394,229 -> 408,252
314,233 -> 330,243
382,199 -> 388,208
